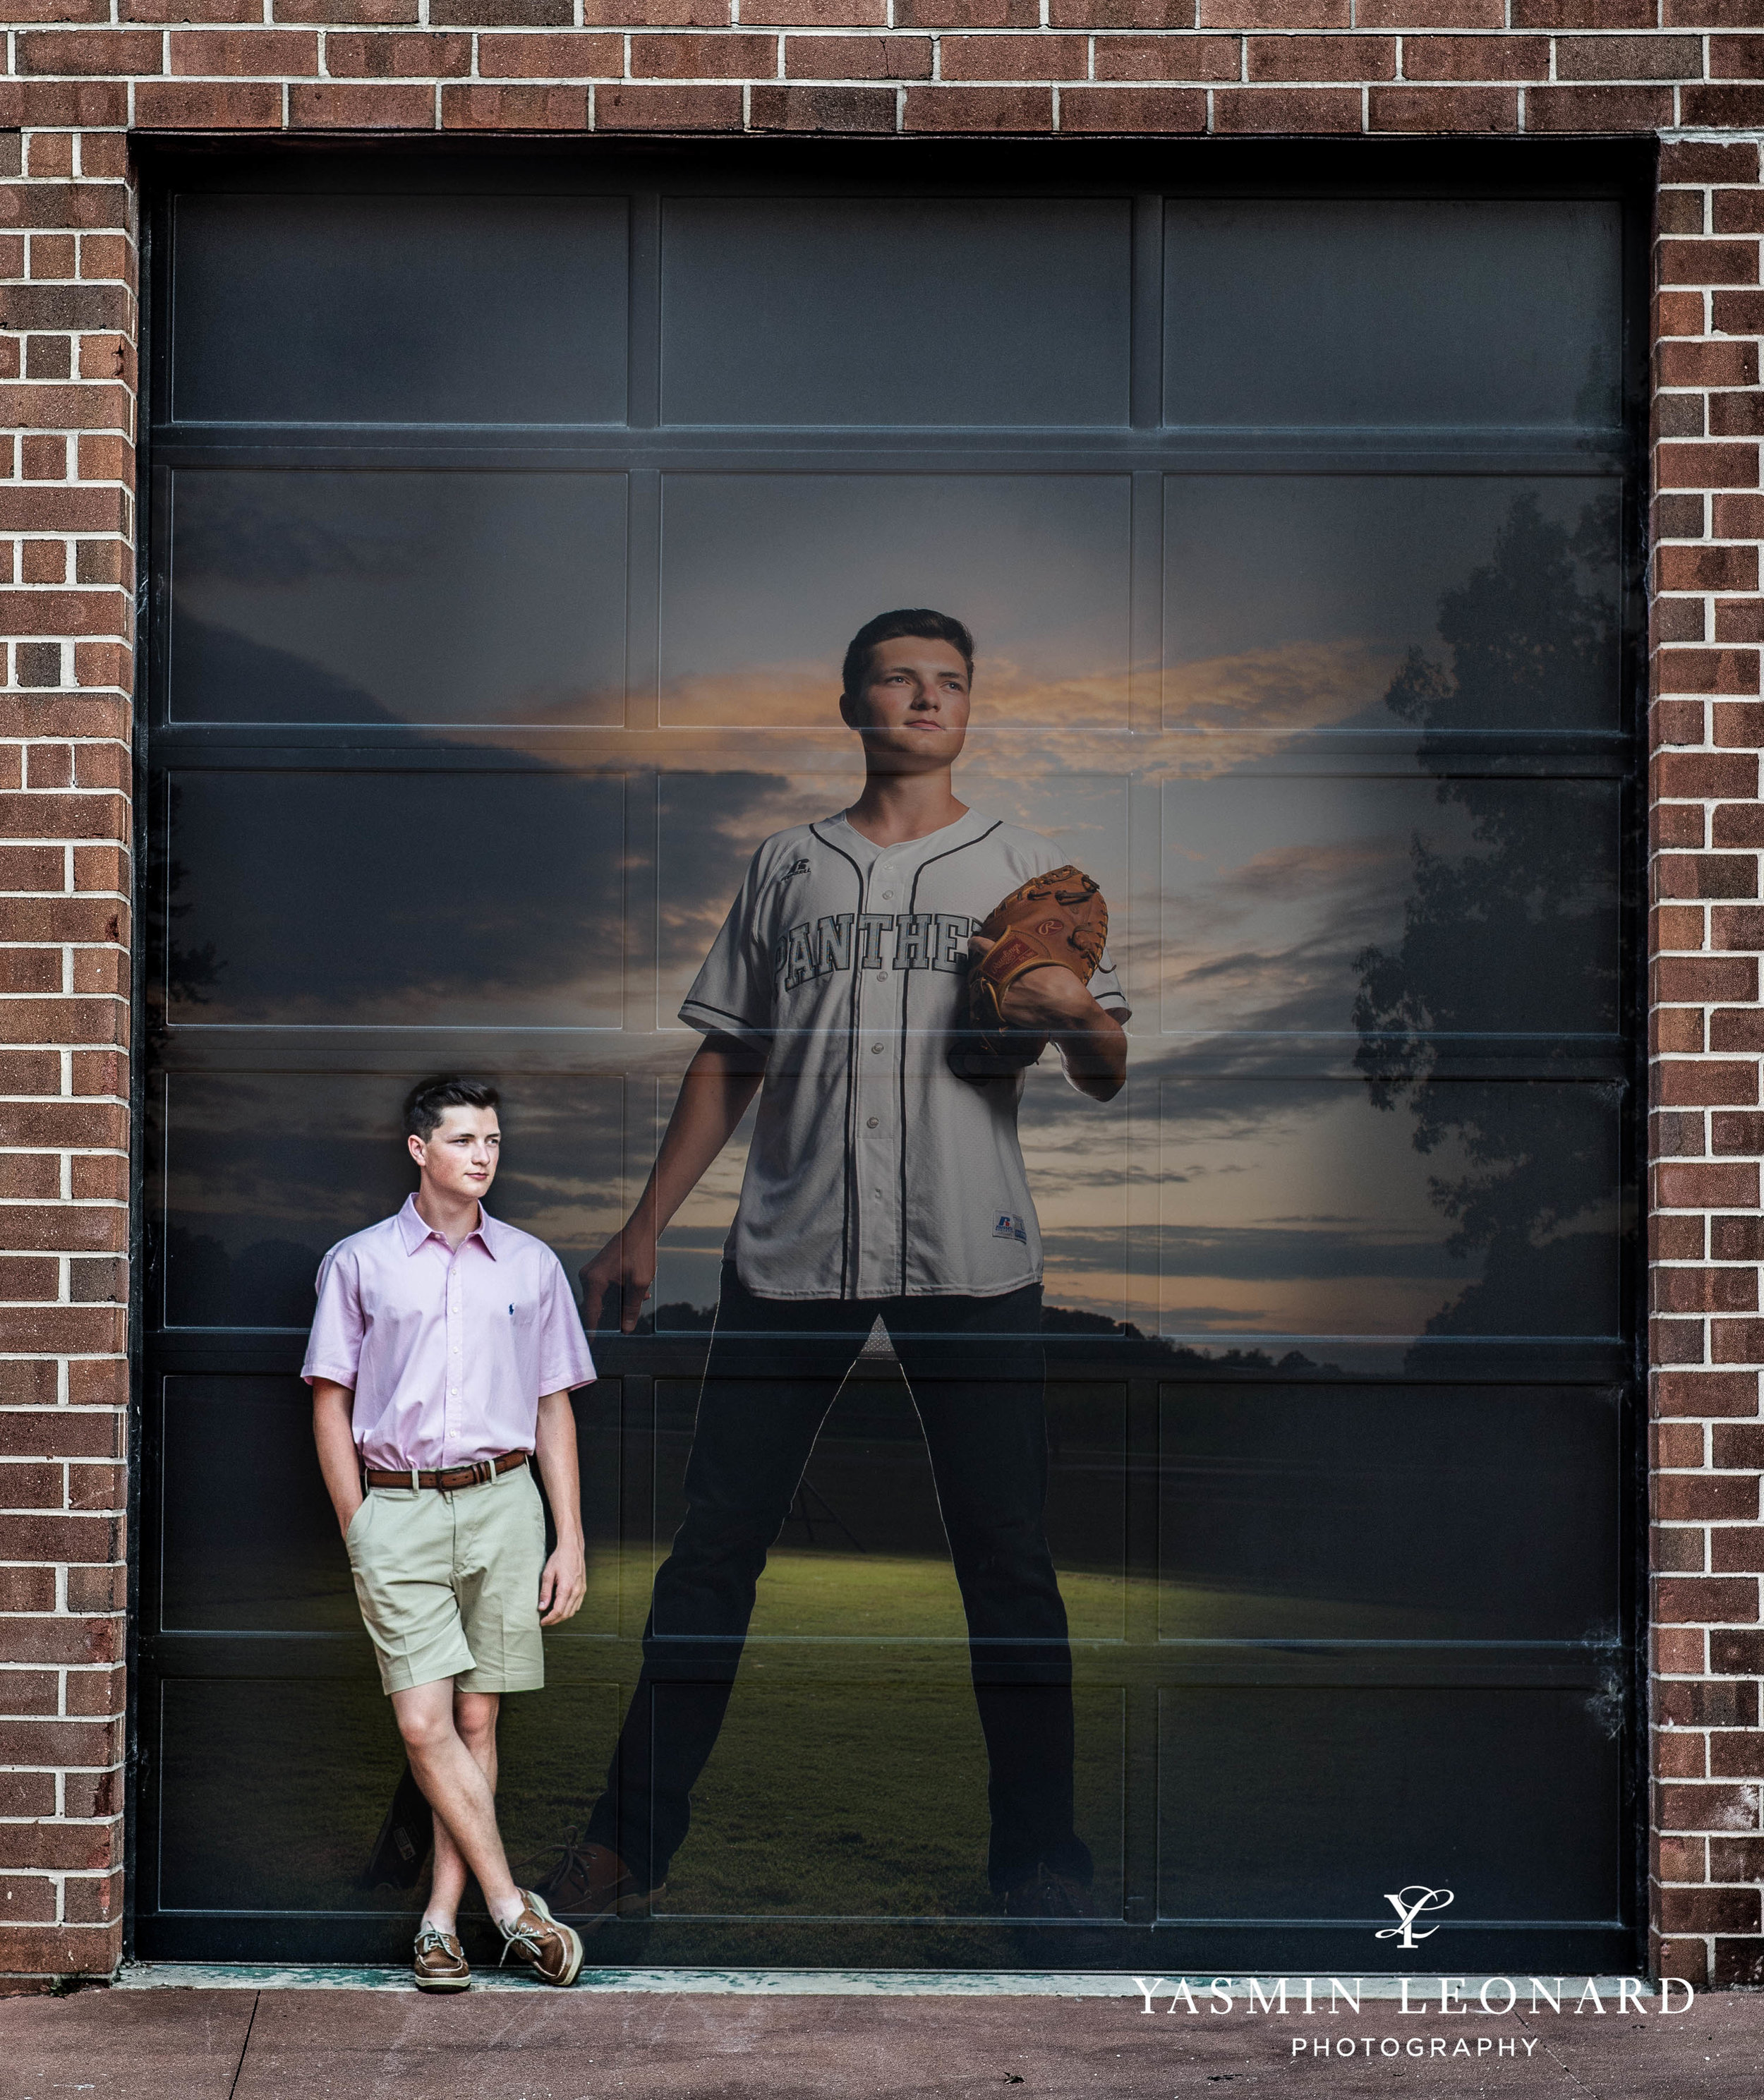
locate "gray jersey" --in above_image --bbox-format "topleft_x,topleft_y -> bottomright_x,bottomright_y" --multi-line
680,808 -> 1128,1301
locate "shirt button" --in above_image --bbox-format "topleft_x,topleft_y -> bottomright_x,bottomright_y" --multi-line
876,971 -> 888,982
881,891 -> 895,900
871,1043 -> 883,1053
866,1116 -> 880,1129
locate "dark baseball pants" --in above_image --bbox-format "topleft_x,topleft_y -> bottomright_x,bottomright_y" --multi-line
583,1262 -> 1091,1896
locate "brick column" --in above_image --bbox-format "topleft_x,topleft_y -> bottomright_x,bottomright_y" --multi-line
1650,133 -> 1764,1995
0,86 -> 135,1991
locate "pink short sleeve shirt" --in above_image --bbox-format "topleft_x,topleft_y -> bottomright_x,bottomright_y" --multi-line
301,1195 -> 596,1473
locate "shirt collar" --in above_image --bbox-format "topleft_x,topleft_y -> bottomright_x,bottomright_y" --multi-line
828,806 -> 988,864
396,1192 -> 502,1260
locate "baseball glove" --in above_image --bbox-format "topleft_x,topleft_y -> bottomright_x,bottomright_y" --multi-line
950,864 -> 1109,1082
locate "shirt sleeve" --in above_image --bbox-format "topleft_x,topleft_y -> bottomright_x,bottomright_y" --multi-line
679,847 -> 775,1042
301,1244 -> 365,1389
535,1255 -> 597,1394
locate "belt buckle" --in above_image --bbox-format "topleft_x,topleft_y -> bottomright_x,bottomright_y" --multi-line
473,1458 -> 493,1487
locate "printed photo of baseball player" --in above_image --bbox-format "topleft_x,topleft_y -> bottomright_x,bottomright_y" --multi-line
529,609 -> 1130,1923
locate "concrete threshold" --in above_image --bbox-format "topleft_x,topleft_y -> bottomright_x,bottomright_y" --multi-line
113,1962 -> 1648,1998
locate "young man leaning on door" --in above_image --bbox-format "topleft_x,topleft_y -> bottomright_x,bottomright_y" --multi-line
305,1075 -> 596,1991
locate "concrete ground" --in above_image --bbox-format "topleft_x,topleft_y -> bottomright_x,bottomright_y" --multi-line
1,1976 -> 1760,2100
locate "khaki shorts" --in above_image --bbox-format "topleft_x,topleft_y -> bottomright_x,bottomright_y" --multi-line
344,1459 -> 547,1697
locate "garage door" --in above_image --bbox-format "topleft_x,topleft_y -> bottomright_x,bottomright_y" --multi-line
137,142 -> 1645,1971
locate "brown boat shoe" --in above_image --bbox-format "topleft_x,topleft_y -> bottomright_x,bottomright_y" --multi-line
525,1833 -> 663,1924
497,1888 -> 585,1988
412,1924 -> 471,1992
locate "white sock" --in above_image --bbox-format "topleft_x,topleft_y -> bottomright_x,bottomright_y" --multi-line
418,1914 -> 454,1938
493,1894 -> 528,1931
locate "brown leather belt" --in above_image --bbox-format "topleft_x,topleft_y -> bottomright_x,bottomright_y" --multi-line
361,1449 -> 528,1492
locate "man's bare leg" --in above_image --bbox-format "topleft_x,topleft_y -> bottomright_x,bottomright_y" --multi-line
391,1679 -> 524,1930
421,1689 -> 500,1933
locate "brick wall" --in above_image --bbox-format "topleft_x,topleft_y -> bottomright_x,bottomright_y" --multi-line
1650,133 -> 1764,1995
0,0 -> 1760,1992
0,85 -> 135,1988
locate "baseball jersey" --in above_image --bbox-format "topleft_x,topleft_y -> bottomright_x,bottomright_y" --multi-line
679,807 -> 1129,1301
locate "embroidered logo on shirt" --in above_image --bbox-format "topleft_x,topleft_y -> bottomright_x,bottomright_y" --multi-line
993,1213 -> 1028,1244
777,858 -> 812,885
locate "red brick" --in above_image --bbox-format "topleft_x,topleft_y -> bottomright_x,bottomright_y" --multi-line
1657,1576 -> 1762,1621
126,0 -> 262,15
1515,0 -> 1652,19
1657,1474 -> 1760,1521
783,35 -> 933,76
1091,35 -> 1239,77
1655,1267 -> 1758,1312
1653,956 -> 1758,1005
0,1922 -> 122,1976
290,82 -> 437,124
1657,306 -> 1716,354
1655,1058 -> 1759,1106
1713,33 -> 1764,72
1718,603 -> 1764,645
895,0 -> 1037,20
325,29 -> 474,68
0,0 -> 110,17
1213,84 -> 1360,127
1400,33 -> 1548,75
0,1878 -> 58,1924
1051,0 -> 1196,16
1369,87 -> 1520,130
1714,292 -> 1764,335
1714,903 -> 1764,948
0,1461 -> 59,1511
1356,0 -> 1501,18
1660,445 -> 1761,490
1715,699 -> 1764,744
14,28 -> 164,71
749,84 -> 899,126
476,32 -> 623,72
1651,1205 -> 1705,1253
428,0 -> 570,19
1713,1007 -> 1764,1047
1661,239 -> 1764,288
1714,1940 -> 1764,1988
1660,1883 -> 1763,1930
1557,30 -> 1703,72
1655,747 -> 1747,793
593,82 -> 744,123
169,27 -> 318,68
1683,85 -> 1764,124
441,83 -> 591,124
629,30 -> 777,71
66,1563 -> 127,1612
900,84 -> 1054,126
580,0 -> 725,18
1657,544 -> 1760,592
1659,191 -> 1708,235
744,0 -> 886,18
941,32 -> 1088,74
1526,82 -> 1675,126
0,1718 -> 121,1767
63,1872 -> 126,1927
1712,1629 -> 1764,1672
1653,1317 -> 1705,1365
1246,31 -> 1392,74
1656,853 -> 1759,898
1715,189 -> 1764,236
277,0 -> 418,18
1200,0 -> 1345,22
1656,1724 -> 1708,1773
0,1774 -> 57,1820
0,1204 -> 125,1253
1715,1108 -> 1764,1150
1711,1838 -> 1764,1878
1061,85 -> 1210,125
1662,140 -> 1760,181
1657,1162 -> 1761,1207
133,80 -> 284,126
